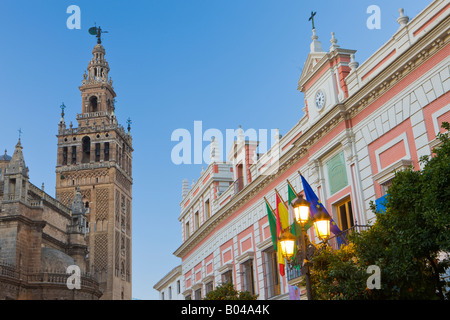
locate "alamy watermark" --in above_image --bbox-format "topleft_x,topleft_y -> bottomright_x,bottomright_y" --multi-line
66,5 -> 81,30
66,265 -> 81,290
366,265 -> 381,289
170,121 -> 281,175
367,5 -> 381,30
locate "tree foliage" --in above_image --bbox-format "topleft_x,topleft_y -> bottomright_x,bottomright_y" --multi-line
308,123 -> 450,300
203,282 -> 258,300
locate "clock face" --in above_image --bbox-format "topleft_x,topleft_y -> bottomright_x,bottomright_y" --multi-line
315,90 -> 325,109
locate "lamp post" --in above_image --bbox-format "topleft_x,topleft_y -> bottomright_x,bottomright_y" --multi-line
279,194 -> 331,300
312,207 -> 331,242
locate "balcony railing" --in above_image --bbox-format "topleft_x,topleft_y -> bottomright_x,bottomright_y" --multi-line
0,262 -> 100,292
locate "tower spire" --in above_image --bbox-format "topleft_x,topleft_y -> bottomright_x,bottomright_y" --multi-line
79,35 -> 116,120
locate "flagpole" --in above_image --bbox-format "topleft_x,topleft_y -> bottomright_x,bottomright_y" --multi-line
274,188 -> 289,212
263,196 -> 275,215
286,179 -> 297,195
265,196 -> 287,279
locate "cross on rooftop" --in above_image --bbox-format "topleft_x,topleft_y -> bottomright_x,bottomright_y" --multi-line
309,11 -> 317,29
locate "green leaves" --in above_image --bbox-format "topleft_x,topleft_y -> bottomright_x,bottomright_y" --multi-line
203,282 -> 258,300
308,123 -> 450,300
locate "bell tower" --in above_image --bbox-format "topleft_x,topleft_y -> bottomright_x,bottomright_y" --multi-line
55,33 -> 133,300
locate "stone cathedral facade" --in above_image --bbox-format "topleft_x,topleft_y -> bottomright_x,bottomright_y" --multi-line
55,41 -> 133,300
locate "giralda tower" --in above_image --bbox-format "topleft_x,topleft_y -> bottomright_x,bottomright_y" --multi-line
55,31 -> 132,300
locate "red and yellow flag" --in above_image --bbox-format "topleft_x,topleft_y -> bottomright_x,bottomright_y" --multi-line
275,190 -> 290,277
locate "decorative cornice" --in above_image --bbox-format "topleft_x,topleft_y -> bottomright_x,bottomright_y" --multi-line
346,16 -> 450,119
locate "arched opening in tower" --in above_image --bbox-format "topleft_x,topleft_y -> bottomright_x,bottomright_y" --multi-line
89,96 -> 98,113
82,136 -> 91,163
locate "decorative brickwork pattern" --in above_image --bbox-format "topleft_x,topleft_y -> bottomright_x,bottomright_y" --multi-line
126,198 -> 131,234
59,190 -> 74,207
115,190 -> 120,223
81,189 -> 91,202
95,188 -> 109,220
94,234 -> 108,271
115,230 -> 120,275
126,237 -> 131,282
116,170 -> 131,193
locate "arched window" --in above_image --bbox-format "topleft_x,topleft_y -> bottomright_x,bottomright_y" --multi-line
82,136 -> 91,163
89,96 -> 98,113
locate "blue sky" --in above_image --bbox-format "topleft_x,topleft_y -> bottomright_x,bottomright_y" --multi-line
0,0 -> 430,299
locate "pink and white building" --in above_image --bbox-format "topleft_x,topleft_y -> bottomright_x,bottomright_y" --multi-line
157,0 -> 449,300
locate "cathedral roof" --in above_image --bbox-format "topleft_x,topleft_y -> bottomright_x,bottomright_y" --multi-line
40,247 -> 76,273
0,151 -> 11,161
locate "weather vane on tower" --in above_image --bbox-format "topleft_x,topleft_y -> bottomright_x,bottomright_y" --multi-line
88,24 -> 109,44
126,118 -> 132,133
60,102 -> 66,118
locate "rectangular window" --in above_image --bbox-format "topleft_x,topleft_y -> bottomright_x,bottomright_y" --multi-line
62,147 -> 68,165
168,286 -> 172,300
95,143 -> 101,162
104,142 -> 110,161
240,260 -> 255,295
235,164 -> 244,193
194,211 -> 199,230
263,247 -> 280,298
194,288 -> 202,300
185,222 -> 190,239
205,281 -> 213,295
222,270 -> 233,285
381,179 -> 393,196
205,199 -> 210,219
336,199 -> 354,231
177,280 -> 181,294
71,146 -> 77,164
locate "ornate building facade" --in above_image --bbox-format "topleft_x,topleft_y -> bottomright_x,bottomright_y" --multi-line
0,36 -> 132,300
155,0 -> 449,300
0,140 -> 102,299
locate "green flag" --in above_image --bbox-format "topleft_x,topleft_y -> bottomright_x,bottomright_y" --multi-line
265,200 -> 277,251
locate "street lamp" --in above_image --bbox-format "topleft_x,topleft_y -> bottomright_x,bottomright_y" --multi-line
282,194 -> 333,300
312,206 -> 331,241
291,194 -> 311,225
286,193 -> 314,300
279,229 -> 296,259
